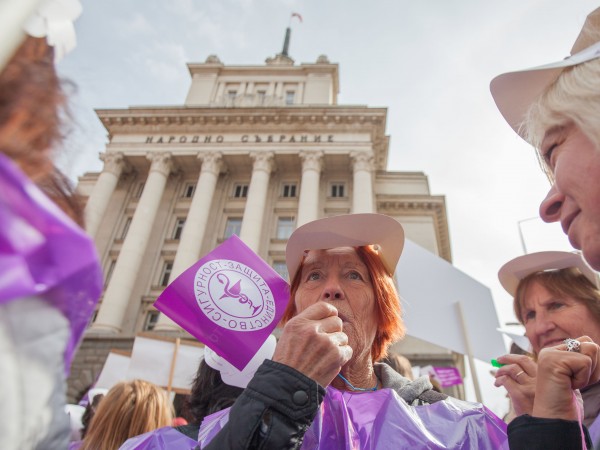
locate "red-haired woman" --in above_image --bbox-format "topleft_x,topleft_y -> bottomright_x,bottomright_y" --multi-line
200,214 -> 507,449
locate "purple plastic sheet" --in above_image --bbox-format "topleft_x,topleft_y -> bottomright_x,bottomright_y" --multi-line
0,153 -> 103,370
199,386 -> 508,449
119,426 -> 197,450
197,409 -> 230,446
154,235 -> 289,370
588,414 -> 600,446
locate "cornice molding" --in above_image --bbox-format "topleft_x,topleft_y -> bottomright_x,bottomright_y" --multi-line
97,109 -> 387,129
97,108 -> 389,170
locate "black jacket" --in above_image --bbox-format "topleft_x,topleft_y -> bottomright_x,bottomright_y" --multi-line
202,359 -> 324,449
507,415 -> 592,450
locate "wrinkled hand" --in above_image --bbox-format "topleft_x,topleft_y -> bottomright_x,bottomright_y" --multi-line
493,354 -> 537,416
273,302 -> 353,387
533,336 -> 600,421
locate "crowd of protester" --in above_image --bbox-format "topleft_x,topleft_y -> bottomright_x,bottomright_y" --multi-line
3,1 -> 600,449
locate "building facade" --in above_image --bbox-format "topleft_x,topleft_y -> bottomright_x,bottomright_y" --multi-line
68,50 -> 464,401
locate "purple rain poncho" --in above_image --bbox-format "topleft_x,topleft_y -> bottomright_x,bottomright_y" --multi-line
198,386 -> 508,449
118,427 -> 198,450
0,153 -> 102,370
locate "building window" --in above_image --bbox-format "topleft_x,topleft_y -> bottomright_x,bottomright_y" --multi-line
227,90 -> 237,100
281,183 -> 297,198
224,218 -> 242,239
172,218 -> 186,240
233,184 -> 248,198
276,217 -> 295,240
159,261 -> 173,287
285,91 -> 295,105
182,183 -> 196,198
330,183 -> 346,198
272,261 -> 288,280
134,182 -> 145,198
144,310 -> 160,331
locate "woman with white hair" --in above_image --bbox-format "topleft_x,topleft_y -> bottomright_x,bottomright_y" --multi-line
491,8 -> 600,273
491,6 -> 600,449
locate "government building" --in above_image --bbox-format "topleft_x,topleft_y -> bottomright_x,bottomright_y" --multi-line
68,40 -> 464,401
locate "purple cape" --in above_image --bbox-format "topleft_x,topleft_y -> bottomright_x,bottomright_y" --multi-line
118,427 -> 197,449
199,386 -> 508,449
0,153 -> 102,371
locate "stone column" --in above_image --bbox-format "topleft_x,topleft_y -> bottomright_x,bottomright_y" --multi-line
297,150 -> 323,226
215,82 -> 225,101
85,152 -> 127,238
350,151 -> 375,213
154,152 -> 224,331
90,152 -> 173,333
239,152 -> 274,252
275,82 -> 283,99
297,82 -> 304,104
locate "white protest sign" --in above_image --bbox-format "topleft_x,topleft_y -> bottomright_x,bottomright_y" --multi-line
94,350 -> 131,390
126,334 -> 204,393
497,327 -> 532,353
396,239 -> 506,362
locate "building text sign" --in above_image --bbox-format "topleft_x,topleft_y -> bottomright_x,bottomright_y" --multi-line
144,134 -> 335,144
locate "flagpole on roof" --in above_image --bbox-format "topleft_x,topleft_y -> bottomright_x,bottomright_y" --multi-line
281,27 -> 291,56
282,12 -> 303,57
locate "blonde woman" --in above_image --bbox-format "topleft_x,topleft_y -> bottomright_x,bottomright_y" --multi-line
78,380 -> 173,450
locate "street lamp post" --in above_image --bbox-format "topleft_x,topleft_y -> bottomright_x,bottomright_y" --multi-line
517,216 -> 540,255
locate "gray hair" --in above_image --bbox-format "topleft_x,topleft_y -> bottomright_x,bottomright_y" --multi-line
524,27 -> 600,180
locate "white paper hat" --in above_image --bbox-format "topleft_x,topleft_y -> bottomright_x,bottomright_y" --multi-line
285,213 -> 404,280
22,0 -> 83,62
498,251 -> 600,297
490,7 -> 600,141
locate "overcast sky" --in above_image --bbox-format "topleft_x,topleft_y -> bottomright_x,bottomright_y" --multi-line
55,0 -> 598,414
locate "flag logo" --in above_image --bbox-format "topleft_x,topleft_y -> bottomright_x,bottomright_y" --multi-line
194,259 -> 275,332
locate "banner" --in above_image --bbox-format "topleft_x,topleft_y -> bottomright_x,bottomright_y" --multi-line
94,349 -> 130,390
420,365 -> 463,388
126,334 -> 204,394
397,239 -> 506,362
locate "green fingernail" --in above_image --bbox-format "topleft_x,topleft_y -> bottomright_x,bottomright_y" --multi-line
491,359 -> 505,368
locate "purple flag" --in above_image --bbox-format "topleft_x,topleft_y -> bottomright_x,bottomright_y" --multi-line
432,366 -> 463,388
154,235 -> 289,370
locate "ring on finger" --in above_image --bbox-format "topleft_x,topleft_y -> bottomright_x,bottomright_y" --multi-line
515,370 -> 525,380
564,338 -> 581,353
